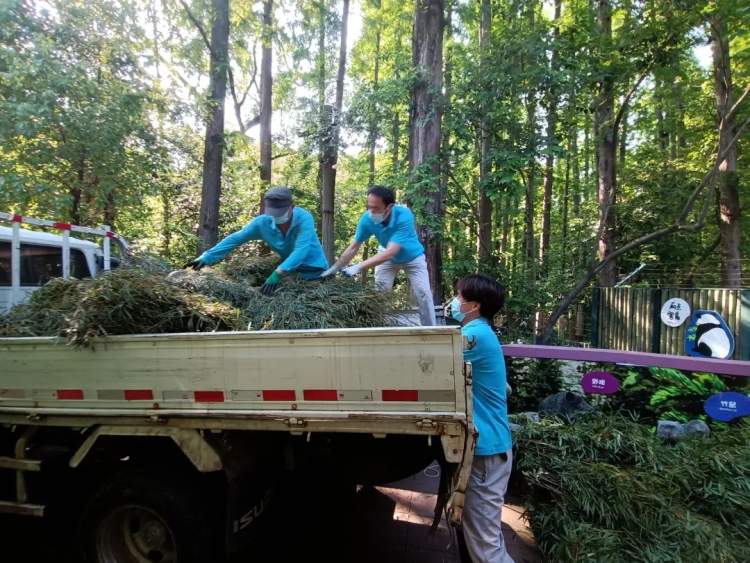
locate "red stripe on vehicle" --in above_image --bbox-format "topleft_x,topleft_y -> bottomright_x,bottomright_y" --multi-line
303,389 -> 338,401
54,222 -> 72,230
262,390 -> 296,401
124,390 -> 153,401
57,389 -> 84,400
382,390 -> 419,402
194,391 -> 224,403
12,214 -> 22,223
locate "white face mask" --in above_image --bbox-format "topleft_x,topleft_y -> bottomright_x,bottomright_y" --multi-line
369,211 -> 385,224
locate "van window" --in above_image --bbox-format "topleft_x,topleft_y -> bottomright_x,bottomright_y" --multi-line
0,242 -> 91,286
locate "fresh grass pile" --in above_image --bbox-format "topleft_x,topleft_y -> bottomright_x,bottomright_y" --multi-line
1,256 -> 394,345
219,248 -> 278,285
245,276 -> 391,330
514,413 -> 750,562
0,269 -> 245,345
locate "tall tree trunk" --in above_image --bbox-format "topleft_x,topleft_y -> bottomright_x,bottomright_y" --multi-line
368,2 -> 382,187
540,0 -> 561,266
477,0 -> 493,264
316,0 -> 326,228
259,0 -> 273,189
198,0 -> 230,251
595,0 -> 617,286
501,192 -> 511,260
391,32 -> 403,178
71,152 -> 84,224
409,0 -> 443,303
655,75 -> 669,154
571,119 -> 580,216
150,0 -> 172,257
562,133 -> 570,253
320,0 -> 349,263
674,76 -> 687,155
583,114 -> 590,201
711,13 -> 741,287
104,189 -> 116,228
619,105 -> 627,173
440,1 -> 453,229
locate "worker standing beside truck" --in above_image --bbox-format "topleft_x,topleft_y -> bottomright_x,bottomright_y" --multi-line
450,274 -> 514,563
186,187 -> 329,295
321,185 -> 436,325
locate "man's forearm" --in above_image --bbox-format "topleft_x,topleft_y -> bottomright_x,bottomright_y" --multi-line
334,244 -> 360,268
359,248 -> 398,270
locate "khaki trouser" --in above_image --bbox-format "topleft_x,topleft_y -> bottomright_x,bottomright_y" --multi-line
373,254 -> 436,326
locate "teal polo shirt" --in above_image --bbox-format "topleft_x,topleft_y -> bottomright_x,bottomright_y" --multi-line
198,207 -> 328,278
354,205 -> 424,265
461,318 -> 513,456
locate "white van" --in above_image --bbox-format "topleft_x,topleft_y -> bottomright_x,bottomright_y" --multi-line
0,224 -> 121,313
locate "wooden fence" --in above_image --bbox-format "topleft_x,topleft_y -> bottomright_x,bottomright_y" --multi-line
592,287 -> 750,361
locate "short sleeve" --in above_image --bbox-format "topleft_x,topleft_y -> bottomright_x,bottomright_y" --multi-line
354,212 -> 372,244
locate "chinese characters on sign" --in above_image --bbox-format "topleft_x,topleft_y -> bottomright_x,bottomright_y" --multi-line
660,298 -> 691,328
704,392 -> 750,422
581,371 -> 621,395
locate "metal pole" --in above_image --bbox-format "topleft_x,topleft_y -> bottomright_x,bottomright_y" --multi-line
11,218 -> 21,307
61,228 -> 70,279
102,226 -> 111,272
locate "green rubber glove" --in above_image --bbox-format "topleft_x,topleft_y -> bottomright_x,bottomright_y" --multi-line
261,270 -> 282,296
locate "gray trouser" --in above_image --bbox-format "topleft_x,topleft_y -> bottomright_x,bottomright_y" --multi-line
463,450 -> 515,563
374,254 -> 436,326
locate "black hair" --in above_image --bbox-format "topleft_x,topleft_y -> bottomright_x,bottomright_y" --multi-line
457,274 -> 506,321
367,185 -> 396,206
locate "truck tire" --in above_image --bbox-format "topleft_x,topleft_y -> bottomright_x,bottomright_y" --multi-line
77,471 -> 218,563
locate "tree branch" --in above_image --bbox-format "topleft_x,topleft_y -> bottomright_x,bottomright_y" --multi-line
538,111 -> 750,344
178,0 -> 246,133
446,169 -> 480,222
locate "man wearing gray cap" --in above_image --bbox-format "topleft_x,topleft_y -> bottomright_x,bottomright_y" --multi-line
186,187 -> 329,295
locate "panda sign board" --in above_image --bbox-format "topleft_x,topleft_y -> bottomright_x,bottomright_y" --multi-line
684,310 -> 735,360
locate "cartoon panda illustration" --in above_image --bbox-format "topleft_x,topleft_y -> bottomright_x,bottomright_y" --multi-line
693,313 -> 732,359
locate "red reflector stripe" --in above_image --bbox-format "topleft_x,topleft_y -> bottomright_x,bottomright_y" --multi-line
54,222 -> 72,230
262,390 -> 296,401
194,391 -> 224,402
382,390 -> 419,402
57,389 -> 84,400
12,214 -> 23,223
106,231 -> 114,238
303,389 -> 338,401
124,390 -> 153,401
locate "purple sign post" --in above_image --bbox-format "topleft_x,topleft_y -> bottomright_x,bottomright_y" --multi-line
581,371 -> 621,395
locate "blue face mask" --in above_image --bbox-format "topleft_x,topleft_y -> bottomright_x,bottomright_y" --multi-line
450,297 -> 466,323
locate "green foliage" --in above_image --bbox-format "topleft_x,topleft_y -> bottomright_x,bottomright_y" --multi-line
515,413 -> 750,562
0,269 -> 245,345
610,366 -> 748,425
1,256 -> 394,345
506,358 -> 564,412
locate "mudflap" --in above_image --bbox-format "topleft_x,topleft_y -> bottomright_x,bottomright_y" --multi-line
210,431 -> 284,556
431,450 -> 456,533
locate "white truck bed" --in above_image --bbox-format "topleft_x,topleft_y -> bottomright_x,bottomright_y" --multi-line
0,326 -> 472,457
0,326 -> 475,530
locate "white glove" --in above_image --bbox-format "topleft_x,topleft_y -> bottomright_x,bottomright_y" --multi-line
341,263 -> 362,277
320,265 -> 339,278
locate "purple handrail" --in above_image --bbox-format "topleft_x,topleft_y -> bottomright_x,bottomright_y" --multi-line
502,344 -> 750,378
